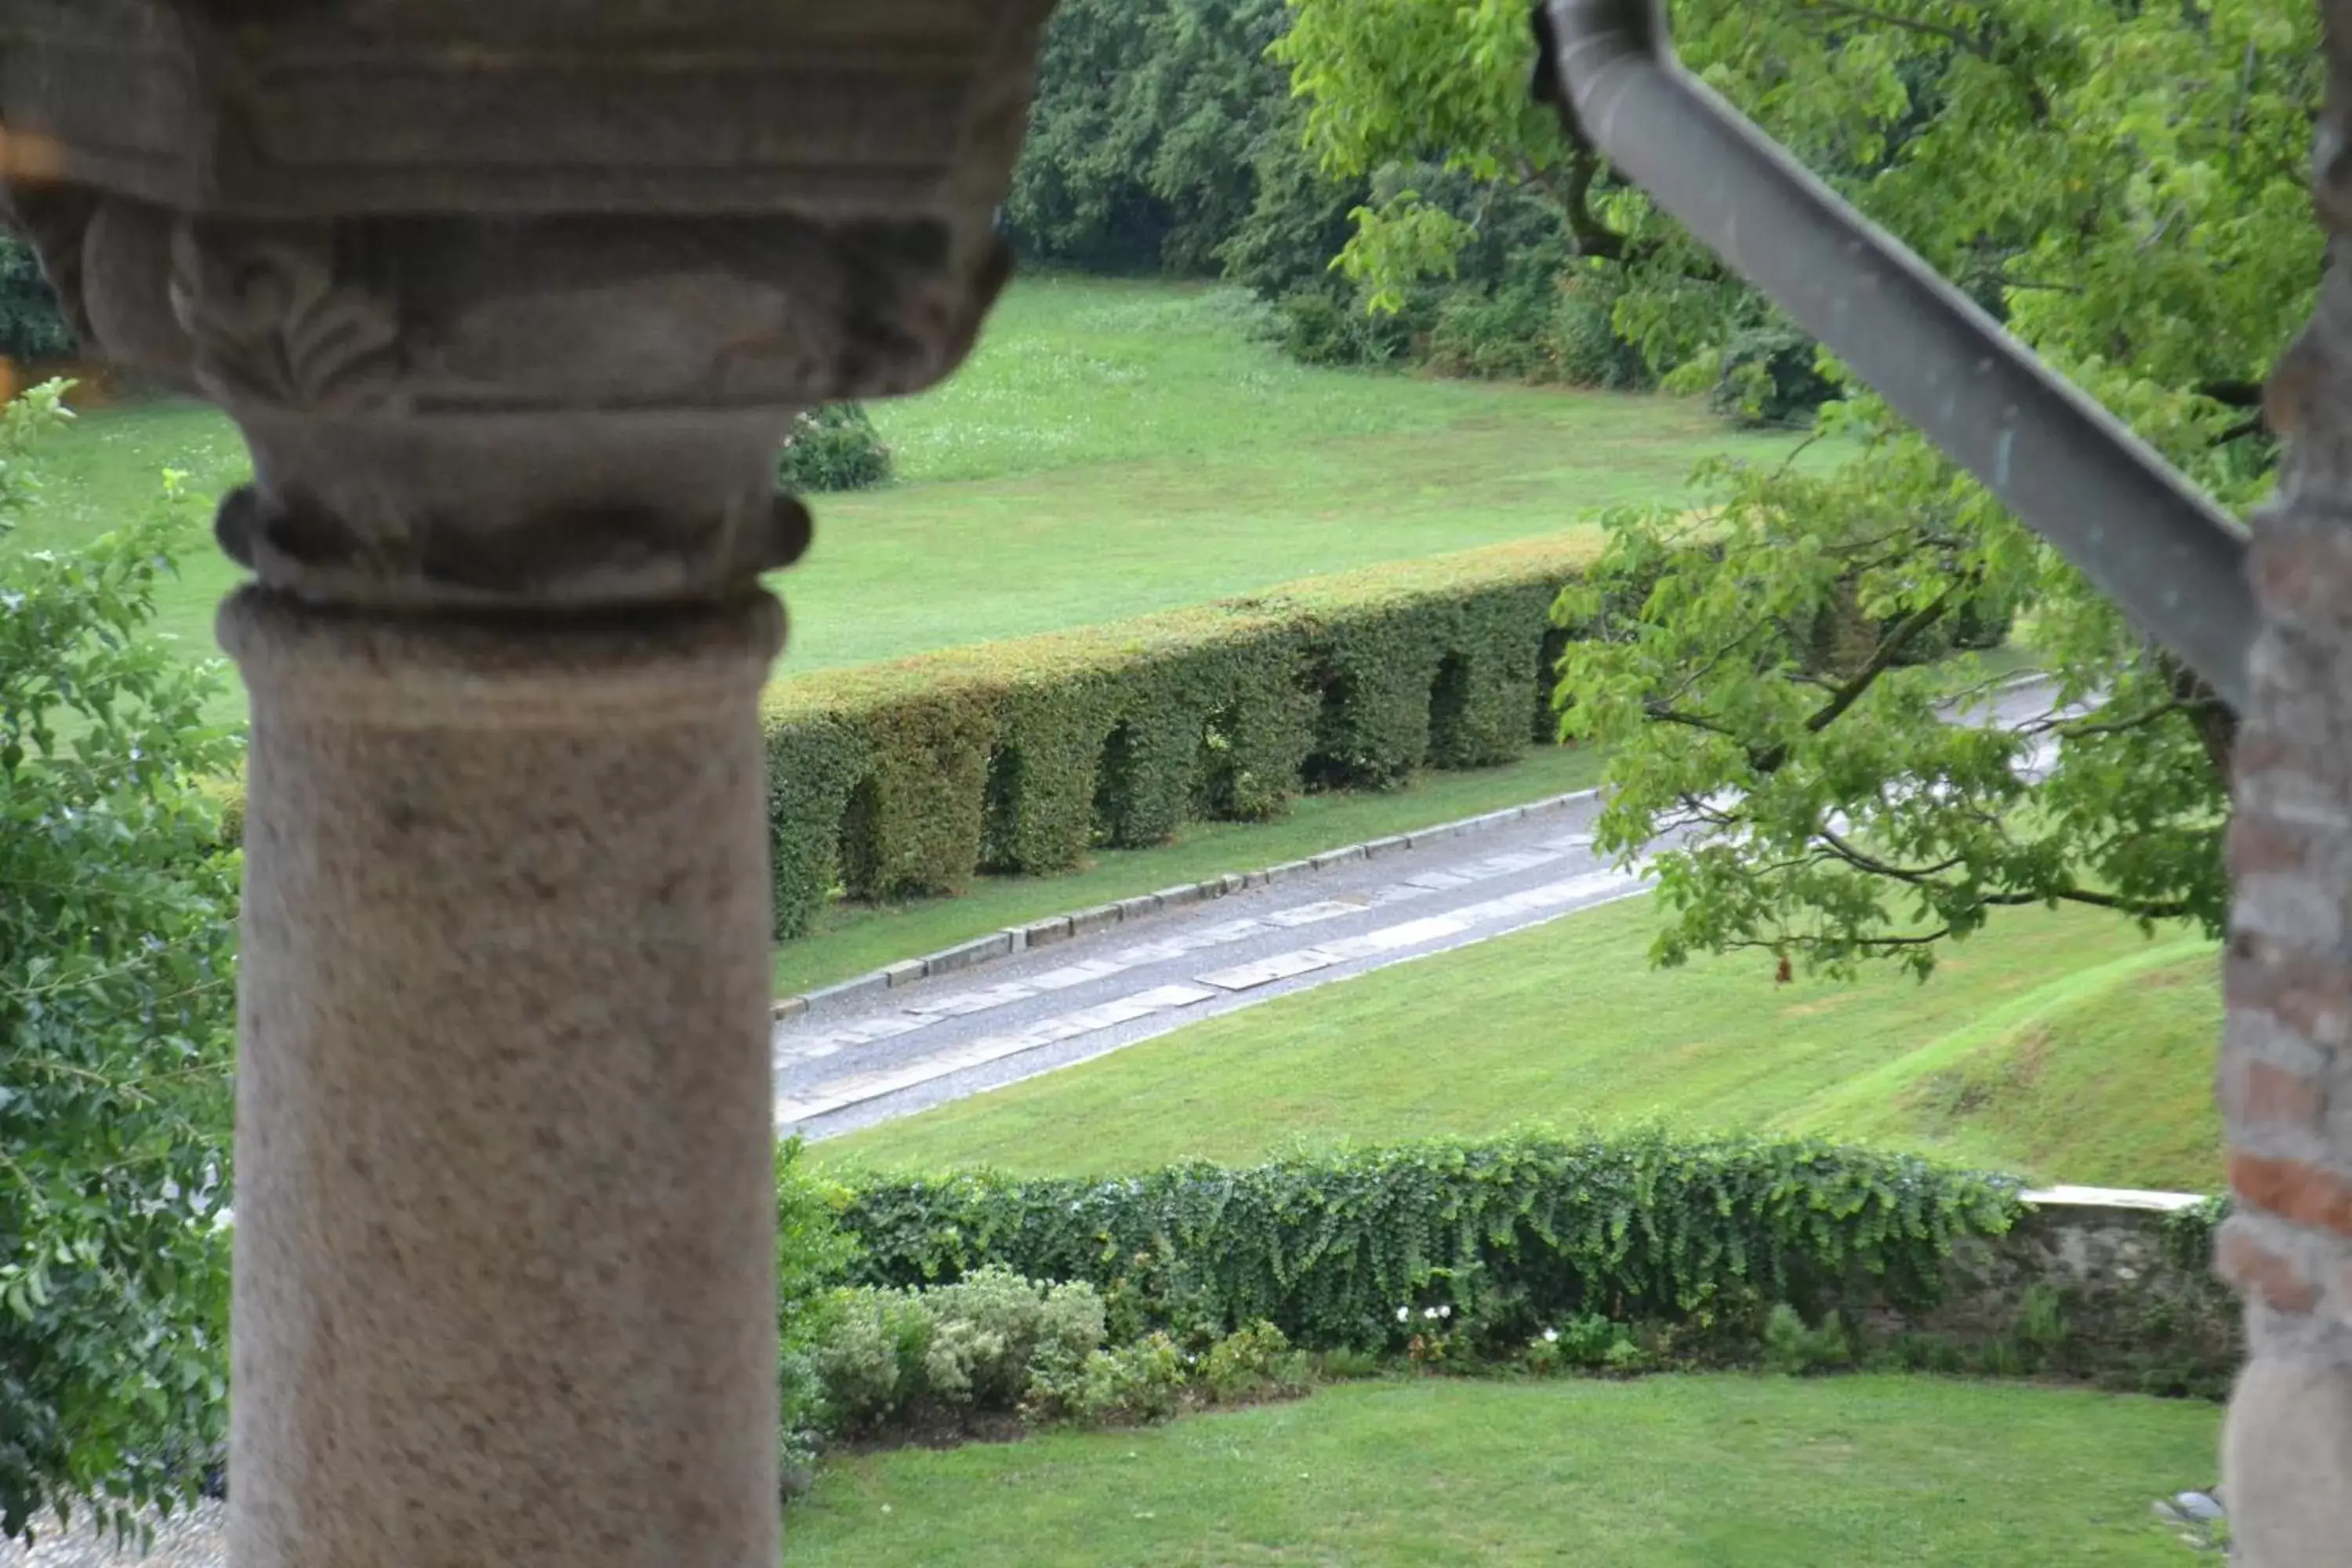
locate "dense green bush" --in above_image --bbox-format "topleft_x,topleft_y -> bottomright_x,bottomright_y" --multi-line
834,1130 -> 2021,1355
200,536 -> 1601,937
808,1266 -> 1196,1435
776,1139 -> 862,1469
775,404 -> 891,494
760,535 -> 1600,937
1262,289 -> 1410,369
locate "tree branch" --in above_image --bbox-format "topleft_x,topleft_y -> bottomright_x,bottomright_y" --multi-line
2159,650 -> 2238,788
1553,147 -> 1626,263
1797,0 -> 1990,56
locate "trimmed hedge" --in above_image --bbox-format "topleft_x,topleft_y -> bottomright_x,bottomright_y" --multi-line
835,1130 -> 2020,1353
763,535 -> 1600,936
200,534 -> 1604,938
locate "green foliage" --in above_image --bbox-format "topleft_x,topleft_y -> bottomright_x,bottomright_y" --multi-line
1275,0 -> 1737,396
0,383 -> 239,1541
777,1138 -> 862,1462
1530,0 -> 2320,975
0,241 -> 71,368
833,1130 -> 2020,1356
815,1287 -> 941,1434
1027,1330 -> 1191,1425
1007,0 -> 1334,280
1260,289 -> 1409,370
810,1269 -> 1112,1436
760,535 -> 1597,937
1762,1303 -> 1855,1375
1524,1312 -> 1639,1375
776,405 -> 891,494
1198,1319 -> 1301,1405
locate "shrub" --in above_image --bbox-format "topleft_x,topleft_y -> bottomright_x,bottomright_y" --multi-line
836,1129 -> 2022,1356
760,535 -> 1600,937
1527,1313 -> 1639,1375
1029,1332 -> 1190,1425
808,1270 -> 1110,1435
1265,289 -> 1409,368
1200,1319 -> 1300,1404
208,535 -> 1604,933
1704,323 -> 1838,426
812,1287 -> 937,1433
776,1139 -> 861,1461
776,404 -> 891,494
1762,1304 -> 1855,1375
0,387 -> 241,1542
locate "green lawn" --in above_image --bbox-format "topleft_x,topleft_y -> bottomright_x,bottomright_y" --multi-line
774,741 -> 1607,996
11,279 -> 1796,719
818,896 -> 2223,1192
786,1374 -> 2216,1567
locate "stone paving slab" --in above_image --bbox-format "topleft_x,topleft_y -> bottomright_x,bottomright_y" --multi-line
774,791 -> 1661,1142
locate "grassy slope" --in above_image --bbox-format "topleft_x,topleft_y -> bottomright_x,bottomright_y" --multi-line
786,1375 -> 2216,1567
818,896 -> 2223,1192
9,280 -> 1795,718
775,741 -> 1607,995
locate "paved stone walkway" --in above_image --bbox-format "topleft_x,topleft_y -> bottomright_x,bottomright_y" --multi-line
774,675 -> 2065,1144
775,801 -> 1650,1141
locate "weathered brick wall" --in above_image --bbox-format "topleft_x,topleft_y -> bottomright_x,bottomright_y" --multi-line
2213,7 -> 2352,1559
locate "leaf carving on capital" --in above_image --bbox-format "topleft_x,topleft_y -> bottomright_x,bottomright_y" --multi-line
169,223 -> 406,416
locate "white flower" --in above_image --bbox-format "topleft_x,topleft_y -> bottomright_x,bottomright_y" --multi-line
1544,1328 -> 1560,1344
1438,1305 -> 1453,1319
1423,1306 -> 1439,1320
1396,1306 -> 1410,1323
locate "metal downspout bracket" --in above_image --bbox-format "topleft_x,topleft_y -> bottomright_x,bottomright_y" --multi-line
1533,0 -> 2256,713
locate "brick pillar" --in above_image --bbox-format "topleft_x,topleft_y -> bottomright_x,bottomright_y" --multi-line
2216,8 -> 2352,1559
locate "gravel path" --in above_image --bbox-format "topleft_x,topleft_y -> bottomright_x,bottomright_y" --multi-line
0,1504 -> 224,1568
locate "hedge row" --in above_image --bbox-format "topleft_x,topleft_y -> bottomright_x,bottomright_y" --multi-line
834,1130 -> 2021,1352
198,534 -> 1606,937
762,535 -> 1601,936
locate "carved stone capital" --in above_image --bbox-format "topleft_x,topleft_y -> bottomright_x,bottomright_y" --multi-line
0,0 -> 1054,608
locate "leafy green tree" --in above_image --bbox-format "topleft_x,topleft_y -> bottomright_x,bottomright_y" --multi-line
1286,0 -> 2319,974
0,383 -> 239,1539
1009,0 -> 1321,277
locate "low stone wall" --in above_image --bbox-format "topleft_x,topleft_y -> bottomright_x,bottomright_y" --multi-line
1888,1186 -> 2239,1397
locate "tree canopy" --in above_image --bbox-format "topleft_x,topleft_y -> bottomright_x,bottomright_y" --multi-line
0,384 -> 238,1538
1282,0 -> 2318,975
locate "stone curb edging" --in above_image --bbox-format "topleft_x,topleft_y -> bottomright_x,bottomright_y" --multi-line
773,786 -> 1603,1022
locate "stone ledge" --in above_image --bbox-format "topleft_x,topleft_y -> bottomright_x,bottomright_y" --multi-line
2020,1185 -> 2210,1214
776,784 -> 1601,1021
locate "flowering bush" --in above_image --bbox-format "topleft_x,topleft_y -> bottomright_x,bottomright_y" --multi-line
775,403 -> 891,493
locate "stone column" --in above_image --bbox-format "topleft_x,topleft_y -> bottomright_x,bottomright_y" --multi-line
222,591 -> 783,1565
0,6 -> 1058,1563
2216,5 -> 2352,1560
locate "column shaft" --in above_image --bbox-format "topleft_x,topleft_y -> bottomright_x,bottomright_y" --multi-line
220,589 -> 784,1567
